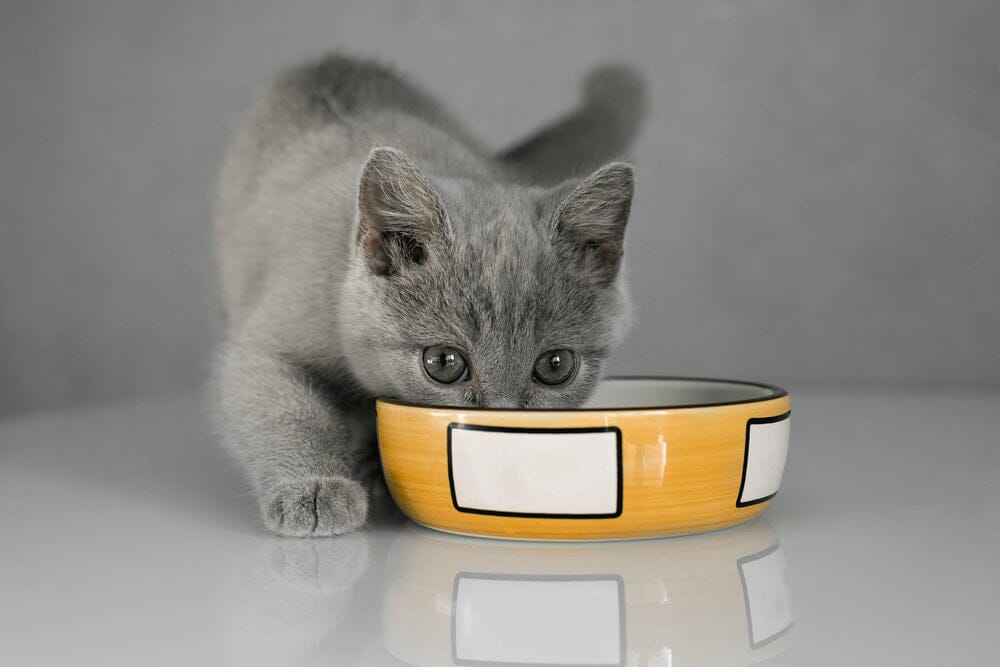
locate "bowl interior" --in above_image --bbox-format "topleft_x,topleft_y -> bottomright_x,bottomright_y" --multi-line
580,377 -> 783,410
380,377 -> 786,412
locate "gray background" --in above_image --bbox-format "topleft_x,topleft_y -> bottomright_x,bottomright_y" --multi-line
2,0 -> 998,416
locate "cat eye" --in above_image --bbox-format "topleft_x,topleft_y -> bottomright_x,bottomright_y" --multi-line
422,346 -> 469,384
533,349 -> 577,386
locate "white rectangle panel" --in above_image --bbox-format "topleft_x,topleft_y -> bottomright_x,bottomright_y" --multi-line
739,414 -> 790,505
449,425 -> 620,516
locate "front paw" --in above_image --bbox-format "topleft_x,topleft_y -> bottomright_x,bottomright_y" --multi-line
259,476 -> 369,537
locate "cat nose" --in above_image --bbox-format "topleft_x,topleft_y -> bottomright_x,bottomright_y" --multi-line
475,392 -> 524,409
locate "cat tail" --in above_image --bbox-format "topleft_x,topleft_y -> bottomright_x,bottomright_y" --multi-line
498,64 -> 647,185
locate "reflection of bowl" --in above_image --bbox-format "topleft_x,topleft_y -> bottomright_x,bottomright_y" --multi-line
381,519 -> 793,666
377,377 -> 791,540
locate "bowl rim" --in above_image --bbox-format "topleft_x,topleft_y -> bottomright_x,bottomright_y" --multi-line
376,375 -> 789,413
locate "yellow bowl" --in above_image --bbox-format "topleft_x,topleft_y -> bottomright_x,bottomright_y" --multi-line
376,377 -> 790,540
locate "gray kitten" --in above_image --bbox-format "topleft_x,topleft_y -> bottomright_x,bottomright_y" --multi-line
214,55 -> 645,536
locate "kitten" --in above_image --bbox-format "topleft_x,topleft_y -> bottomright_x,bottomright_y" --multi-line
214,55 -> 645,536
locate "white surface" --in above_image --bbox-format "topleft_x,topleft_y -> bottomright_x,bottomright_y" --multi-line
0,387 -> 998,666
453,576 -> 622,664
740,416 -> 791,505
383,521 -> 787,666
583,378 -> 778,409
450,426 -> 619,515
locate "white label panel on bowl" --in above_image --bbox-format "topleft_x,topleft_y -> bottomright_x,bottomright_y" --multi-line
737,413 -> 791,507
738,544 -> 793,648
453,575 -> 623,665
448,424 -> 621,517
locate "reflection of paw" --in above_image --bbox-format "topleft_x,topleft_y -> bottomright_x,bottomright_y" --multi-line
259,476 -> 369,537
264,533 -> 371,594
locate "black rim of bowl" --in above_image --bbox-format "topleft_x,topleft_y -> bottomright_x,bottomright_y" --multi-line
376,375 -> 789,412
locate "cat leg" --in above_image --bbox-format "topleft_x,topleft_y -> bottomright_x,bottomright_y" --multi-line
499,65 -> 647,185
216,340 -> 368,537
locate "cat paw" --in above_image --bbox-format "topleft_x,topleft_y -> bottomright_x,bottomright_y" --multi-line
259,476 -> 369,537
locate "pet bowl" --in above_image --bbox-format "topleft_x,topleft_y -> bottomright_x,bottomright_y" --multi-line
376,376 -> 790,540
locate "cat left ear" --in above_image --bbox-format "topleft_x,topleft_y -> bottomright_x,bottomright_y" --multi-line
356,147 -> 448,276
551,162 -> 634,285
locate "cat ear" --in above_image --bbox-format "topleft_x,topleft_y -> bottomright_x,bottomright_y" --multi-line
356,147 -> 448,276
551,162 -> 634,284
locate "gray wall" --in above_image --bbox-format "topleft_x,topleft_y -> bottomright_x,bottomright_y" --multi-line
2,0 -> 998,415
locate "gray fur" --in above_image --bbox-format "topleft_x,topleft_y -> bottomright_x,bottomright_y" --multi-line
214,55 -> 644,536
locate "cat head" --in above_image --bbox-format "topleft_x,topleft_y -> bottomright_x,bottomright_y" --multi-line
339,147 -> 634,409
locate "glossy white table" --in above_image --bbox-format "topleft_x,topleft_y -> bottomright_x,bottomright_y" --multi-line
1,387 -> 997,666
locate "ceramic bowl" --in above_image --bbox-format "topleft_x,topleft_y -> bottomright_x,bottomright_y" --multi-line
376,377 -> 790,540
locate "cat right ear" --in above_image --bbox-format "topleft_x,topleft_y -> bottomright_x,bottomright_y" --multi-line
356,147 -> 448,276
550,161 -> 634,286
